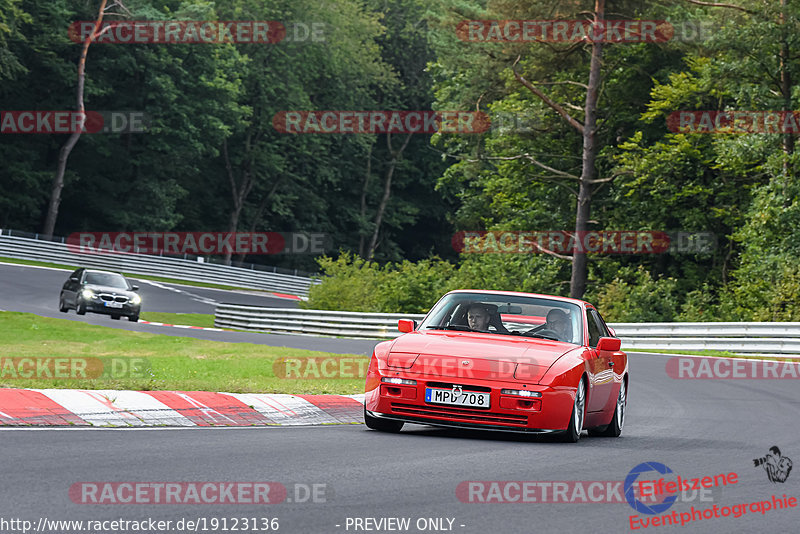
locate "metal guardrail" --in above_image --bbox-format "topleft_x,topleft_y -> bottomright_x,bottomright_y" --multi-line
0,231 -> 316,295
215,304 -> 426,338
214,305 -> 800,355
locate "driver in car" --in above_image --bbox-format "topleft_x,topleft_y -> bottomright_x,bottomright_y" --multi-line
467,303 -> 491,331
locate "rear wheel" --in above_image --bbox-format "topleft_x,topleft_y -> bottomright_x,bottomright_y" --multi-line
364,408 -> 404,433
59,296 -> 68,313
76,301 -> 87,315
590,379 -> 626,438
559,378 -> 586,443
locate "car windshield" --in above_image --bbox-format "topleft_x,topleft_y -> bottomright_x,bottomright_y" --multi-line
84,272 -> 129,289
419,292 -> 583,345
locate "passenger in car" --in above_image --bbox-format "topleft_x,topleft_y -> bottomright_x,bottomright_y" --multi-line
527,309 -> 571,341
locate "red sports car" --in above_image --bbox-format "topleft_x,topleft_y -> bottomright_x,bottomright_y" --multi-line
364,290 -> 628,442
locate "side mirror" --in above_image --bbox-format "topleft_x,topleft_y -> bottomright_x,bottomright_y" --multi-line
131,285 -> 139,291
597,337 -> 621,352
397,319 -> 417,333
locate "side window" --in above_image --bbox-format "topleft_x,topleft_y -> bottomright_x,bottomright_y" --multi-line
586,311 -> 602,348
586,309 -> 609,348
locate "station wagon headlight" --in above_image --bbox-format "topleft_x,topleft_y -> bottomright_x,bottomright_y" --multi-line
131,294 -> 141,305
381,377 -> 417,385
501,389 -> 541,398
81,288 -> 94,299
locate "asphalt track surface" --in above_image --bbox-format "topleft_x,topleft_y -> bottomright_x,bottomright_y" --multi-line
1,351 -> 797,533
1,263 -> 798,533
0,262 -> 377,354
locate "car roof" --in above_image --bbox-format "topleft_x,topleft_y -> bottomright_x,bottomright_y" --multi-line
445,289 -> 591,308
84,269 -> 125,276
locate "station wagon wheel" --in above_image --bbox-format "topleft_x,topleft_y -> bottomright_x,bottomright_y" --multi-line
59,296 -> 68,313
76,301 -> 87,315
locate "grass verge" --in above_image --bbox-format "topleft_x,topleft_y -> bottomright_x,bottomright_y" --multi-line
0,312 -> 365,394
631,348 -> 796,361
139,312 -> 216,329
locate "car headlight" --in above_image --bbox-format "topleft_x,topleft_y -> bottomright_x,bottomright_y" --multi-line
81,288 -> 94,299
131,294 -> 141,305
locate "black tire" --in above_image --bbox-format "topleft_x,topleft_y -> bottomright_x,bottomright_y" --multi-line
59,296 -> 69,313
111,314 -> 121,320
128,315 -> 139,322
589,379 -> 626,438
559,378 -> 587,443
76,301 -> 87,315
364,408 -> 404,433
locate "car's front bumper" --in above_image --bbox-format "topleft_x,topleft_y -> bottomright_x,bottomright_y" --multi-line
365,376 -> 575,433
83,299 -> 140,316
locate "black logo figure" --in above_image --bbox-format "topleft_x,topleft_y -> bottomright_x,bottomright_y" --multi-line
753,446 -> 793,483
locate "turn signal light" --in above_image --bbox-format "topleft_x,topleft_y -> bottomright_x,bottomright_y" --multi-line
501,389 -> 541,398
381,377 -> 417,385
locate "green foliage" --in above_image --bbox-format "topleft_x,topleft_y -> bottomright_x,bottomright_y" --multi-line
592,267 -> 680,323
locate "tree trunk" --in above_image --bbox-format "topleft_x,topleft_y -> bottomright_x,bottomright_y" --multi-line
222,138 -> 253,265
358,140 -> 374,257
779,0 -> 793,204
570,0 -> 604,299
42,0 -> 109,238
366,133 -> 412,260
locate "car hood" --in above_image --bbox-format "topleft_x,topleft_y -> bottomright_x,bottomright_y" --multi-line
386,331 -> 574,383
82,284 -> 136,296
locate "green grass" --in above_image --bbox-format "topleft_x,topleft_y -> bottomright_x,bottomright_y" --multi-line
631,348 -> 796,361
0,311 -> 366,394
139,312 -> 216,328
0,257 -> 292,294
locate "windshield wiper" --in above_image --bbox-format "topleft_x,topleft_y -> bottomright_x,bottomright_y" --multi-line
522,332 -> 560,341
426,325 -> 476,332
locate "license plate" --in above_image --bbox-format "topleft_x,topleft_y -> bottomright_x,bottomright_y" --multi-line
425,388 -> 490,408
105,301 -> 123,308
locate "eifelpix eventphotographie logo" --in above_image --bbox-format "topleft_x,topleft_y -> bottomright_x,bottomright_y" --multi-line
753,446 -> 793,484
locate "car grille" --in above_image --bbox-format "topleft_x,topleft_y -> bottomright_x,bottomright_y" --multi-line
99,294 -> 128,303
390,402 -> 528,426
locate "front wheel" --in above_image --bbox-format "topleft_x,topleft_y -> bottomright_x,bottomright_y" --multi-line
76,301 -> 87,315
590,380 -> 626,438
128,314 -> 139,322
364,408 -> 404,433
559,378 -> 586,443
